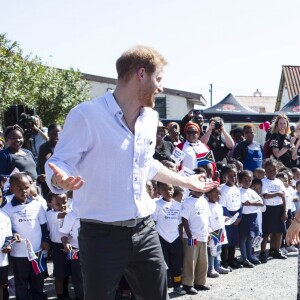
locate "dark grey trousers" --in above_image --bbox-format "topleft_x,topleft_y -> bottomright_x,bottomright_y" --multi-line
78,216 -> 169,300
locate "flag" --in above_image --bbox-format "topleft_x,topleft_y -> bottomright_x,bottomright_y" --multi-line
67,249 -> 79,260
210,229 -> 224,245
188,238 -> 197,246
196,151 -> 215,167
31,251 -> 47,275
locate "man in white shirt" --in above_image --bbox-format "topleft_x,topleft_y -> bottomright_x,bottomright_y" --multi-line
45,46 -> 218,300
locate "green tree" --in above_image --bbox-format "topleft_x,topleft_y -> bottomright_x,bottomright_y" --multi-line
0,33 -> 91,126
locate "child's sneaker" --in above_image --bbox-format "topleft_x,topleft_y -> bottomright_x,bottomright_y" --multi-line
216,266 -> 229,274
279,247 -> 288,255
285,245 -> 298,253
207,269 -> 219,278
173,286 -> 187,295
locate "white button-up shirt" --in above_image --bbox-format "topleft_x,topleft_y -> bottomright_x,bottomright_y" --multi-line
45,91 -> 163,222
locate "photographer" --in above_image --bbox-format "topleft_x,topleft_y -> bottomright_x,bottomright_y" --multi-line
19,114 -> 48,158
200,117 -> 234,163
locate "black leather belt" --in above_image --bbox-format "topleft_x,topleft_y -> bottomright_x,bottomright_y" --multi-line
81,217 -> 146,228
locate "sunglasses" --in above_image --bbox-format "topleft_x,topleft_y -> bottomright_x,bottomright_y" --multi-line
187,130 -> 198,135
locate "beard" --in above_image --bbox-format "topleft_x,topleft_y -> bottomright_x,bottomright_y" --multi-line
138,86 -> 156,108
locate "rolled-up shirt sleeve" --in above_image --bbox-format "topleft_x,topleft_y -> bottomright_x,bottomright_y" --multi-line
147,158 -> 164,180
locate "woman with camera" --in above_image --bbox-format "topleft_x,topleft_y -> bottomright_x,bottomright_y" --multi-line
0,125 -> 40,187
200,117 -> 234,164
269,114 -> 293,168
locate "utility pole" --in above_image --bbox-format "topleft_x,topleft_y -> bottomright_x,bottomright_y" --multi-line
209,83 -> 213,107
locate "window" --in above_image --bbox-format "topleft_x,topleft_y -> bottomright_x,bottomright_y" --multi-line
154,96 -> 166,119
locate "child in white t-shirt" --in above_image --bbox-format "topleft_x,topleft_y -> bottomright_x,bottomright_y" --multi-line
60,210 -> 83,300
238,170 -> 264,267
260,159 -> 287,263
152,182 -> 186,296
276,172 -> 298,253
219,165 -> 242,270
0,199 -> 13,300
181,177 -> 211,295
206,187 -> 229,278
46,192 -> 70,300
2,173 -> 50,300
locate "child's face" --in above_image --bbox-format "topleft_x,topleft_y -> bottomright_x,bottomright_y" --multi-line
254,170 -> 265,180
158,183 -> 174,200
287,172 -> 293,186
265,164 -> 277,180
251,183 -> 262,195
10,177 -> 31,202
293,169 -> 300,180
174,191 -> 184,203
207,188 -> 221,203
241,174 -> 252,189
279,174 -> 289,188
225,169 -> 237,186
51,195 -> 68,212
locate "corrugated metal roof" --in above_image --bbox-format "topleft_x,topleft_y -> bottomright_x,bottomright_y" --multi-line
283,66 -> 300,99
276,65 -> 300,111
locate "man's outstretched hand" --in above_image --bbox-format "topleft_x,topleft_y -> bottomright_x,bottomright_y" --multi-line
48,162 -> 85,191
186,174 -> 219,193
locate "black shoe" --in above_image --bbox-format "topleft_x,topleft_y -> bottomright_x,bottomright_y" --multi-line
272,250 -> 287,259
242,259 -> 255,268
249,258 -> 261,265
182,285 -> 198,295
259,252 -> 268,263
194,284 -> 210,291
269,249 -> 275,257
228,260 -> 243,269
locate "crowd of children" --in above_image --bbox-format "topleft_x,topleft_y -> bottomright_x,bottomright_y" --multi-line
150,157 -> 300,296
1,126 -> 300,299
0,173 -> 82,300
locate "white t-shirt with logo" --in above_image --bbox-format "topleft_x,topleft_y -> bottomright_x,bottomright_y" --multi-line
181,195 -> 210,242
0,210 -> 12,266
240,187 -> 264,214
286,186 -> 297,212
261,178 -> 285,206
207,200 -> 225,231
2,199 -> 47,257
152,198 -> 182,243
59,211 -> 80,249
46,210 -> 65,243
219,185 -> 242,211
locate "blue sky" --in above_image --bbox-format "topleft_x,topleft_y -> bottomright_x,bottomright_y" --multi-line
1,0 -> 300,106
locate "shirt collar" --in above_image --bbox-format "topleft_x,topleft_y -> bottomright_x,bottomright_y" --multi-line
104,89 -> 146,120
11,196 -> 33,207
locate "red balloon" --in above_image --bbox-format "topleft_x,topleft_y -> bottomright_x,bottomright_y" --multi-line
264,125 -> 270,132
259,123 -> 264,130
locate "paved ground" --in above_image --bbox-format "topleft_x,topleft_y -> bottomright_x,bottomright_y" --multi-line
7,250 -> 298,299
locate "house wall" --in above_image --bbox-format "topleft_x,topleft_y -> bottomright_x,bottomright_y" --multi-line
164,94 -> 191,120
87,80 -> 195,119
89,80 -> 116,99
279,86 -> 290,110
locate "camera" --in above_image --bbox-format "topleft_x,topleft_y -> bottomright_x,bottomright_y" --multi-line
214,121 -> 222,130
18,113 -> 36,136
